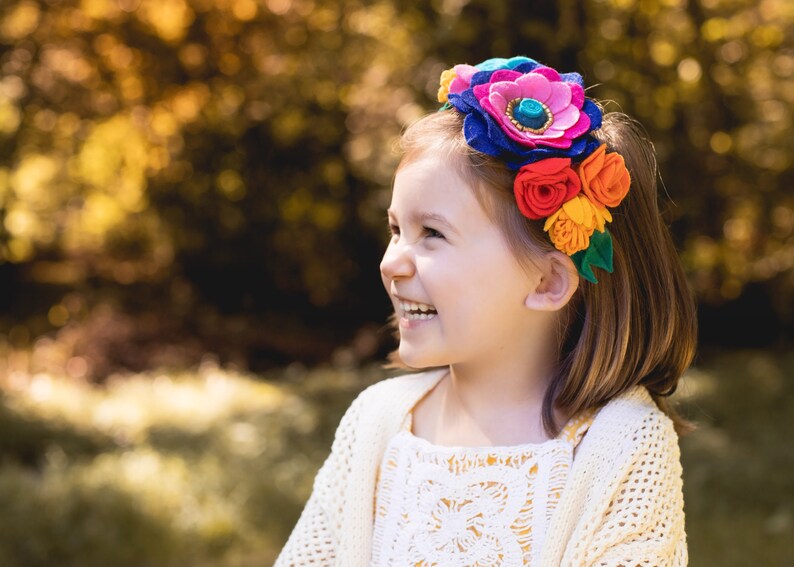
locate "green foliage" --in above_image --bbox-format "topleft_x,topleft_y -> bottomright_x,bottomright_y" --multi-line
0,361 -> 385,566
0,0 -> 429,315
677,347 -> 794,565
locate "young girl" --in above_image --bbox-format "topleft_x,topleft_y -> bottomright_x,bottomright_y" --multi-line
275,55 -> 696,566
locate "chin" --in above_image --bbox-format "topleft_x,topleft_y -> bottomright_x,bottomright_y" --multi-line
398,344 -> 445,370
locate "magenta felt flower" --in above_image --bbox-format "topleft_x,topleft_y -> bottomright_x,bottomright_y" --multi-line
471,67 -> 592,150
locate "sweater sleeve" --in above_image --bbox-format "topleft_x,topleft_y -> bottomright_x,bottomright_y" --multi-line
583,411 -> 688,567
272,453 -> 337,567
274,370 -> 446,566
273,383 -> 374,567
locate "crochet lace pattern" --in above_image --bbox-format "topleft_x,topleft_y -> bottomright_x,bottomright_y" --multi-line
370,409 -> 597,566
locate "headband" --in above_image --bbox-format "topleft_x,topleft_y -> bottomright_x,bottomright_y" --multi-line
437,56 -> 631,284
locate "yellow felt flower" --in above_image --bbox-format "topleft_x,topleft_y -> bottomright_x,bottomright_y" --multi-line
543,194 -> 613,255
437,68 -> 457,103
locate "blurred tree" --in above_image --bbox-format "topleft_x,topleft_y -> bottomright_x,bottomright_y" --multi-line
0,0 -> 430,362
578,0 -> 793,307
0,0 -> 791,371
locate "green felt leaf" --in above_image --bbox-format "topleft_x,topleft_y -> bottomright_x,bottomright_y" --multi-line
572,229 -> 614,284
587,229 -> 614,272
572,249 -> 597,283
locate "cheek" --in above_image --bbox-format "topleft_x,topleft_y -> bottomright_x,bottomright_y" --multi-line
426,265 -> 474,321
462,251 -> 527,317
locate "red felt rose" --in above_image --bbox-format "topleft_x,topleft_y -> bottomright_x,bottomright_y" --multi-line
513,157 -> 581,220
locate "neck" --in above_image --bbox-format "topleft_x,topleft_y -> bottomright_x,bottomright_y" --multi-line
449,358 -> 550,410
431,356 -> 569,445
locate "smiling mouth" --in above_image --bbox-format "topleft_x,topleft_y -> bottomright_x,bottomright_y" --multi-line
398,300 -> 437,319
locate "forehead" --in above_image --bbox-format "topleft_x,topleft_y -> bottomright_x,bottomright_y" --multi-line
388,156 -> 489,226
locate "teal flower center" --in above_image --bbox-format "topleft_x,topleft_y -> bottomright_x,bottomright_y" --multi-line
506,98 -> 553,134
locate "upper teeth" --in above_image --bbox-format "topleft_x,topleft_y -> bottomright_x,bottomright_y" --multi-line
400,301 -> 436,313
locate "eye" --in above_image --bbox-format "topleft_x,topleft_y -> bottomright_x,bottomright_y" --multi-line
387,224 -> 444,240
423,226 -> 444,239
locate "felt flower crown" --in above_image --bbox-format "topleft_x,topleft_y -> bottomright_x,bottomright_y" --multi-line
437,56 -> 631,284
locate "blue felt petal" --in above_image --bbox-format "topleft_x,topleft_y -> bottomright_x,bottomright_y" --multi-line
476,58 -> 509,71
566,137 -> 587,158
505,151 -> 540,170
504,158 -> 527,171
508,140 -> 603,169
460,89 -> 480,109
470,136 -> 504,159
481,115 -> 536,155
447,91 -> 475,114
459,107 -> 536,166
559,72 -> 584,87
535,145 -> 562,158
506,56 -> 539,69
476,56 -> 541,72
528,147 -> 551,160
583,135 -> 602,156
582,99 -> 603,131
484,112 -> 520,152
569,135 -> 602,163
446,93 -> 463,112
513,62 -> 542,75
469,69 -> 498,87
463,113 -> 504,157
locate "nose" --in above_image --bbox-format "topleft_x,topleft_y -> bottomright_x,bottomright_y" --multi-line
380,239 -> 415,282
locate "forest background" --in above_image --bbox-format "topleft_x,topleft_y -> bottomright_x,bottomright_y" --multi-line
0,0 -> 792,565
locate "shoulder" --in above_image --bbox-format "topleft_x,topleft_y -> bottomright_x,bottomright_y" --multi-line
593,385 -> 678,440
554,387 -> 687,566
351,366 -> 448,409
580,385 -> 681,470
334,366 -> 448,433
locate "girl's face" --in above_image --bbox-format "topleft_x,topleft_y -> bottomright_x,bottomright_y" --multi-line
380,154 -> 545,370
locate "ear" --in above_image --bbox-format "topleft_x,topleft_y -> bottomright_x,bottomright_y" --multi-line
524,251 -> 580,312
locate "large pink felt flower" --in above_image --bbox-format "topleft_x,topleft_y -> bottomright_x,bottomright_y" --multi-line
471,67 -> 592,149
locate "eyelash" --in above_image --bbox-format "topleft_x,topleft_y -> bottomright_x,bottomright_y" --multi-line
388,225 -> 444,240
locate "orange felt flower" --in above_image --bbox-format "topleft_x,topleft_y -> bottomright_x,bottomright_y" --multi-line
543,194 -> 613,255
437,69 -> 457,103
577,144 -> 631,208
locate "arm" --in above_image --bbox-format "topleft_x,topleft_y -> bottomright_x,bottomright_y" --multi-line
274,371 -> 438,566
273,455 -> 337,567
584,413 -> 688,567
273,382 -> 374,567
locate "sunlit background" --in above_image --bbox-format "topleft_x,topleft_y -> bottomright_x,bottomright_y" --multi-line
0,0 -> 792,565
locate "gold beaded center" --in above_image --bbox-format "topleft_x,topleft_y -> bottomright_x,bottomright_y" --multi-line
506,98 -> 553,134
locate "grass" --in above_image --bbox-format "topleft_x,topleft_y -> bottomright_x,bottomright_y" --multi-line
676,347 -> 794,566
0,349 -> 791,566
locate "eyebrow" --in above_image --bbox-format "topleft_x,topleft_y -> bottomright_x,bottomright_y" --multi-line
386,209 -> 457,233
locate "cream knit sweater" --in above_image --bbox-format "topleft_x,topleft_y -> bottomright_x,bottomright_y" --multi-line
274,368 -> 687,566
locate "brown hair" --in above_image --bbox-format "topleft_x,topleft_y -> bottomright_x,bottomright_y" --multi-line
381,109 -> 698,437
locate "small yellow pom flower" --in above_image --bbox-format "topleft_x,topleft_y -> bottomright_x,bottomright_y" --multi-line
543,194 -> 613,255
437,68 -> 457,103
